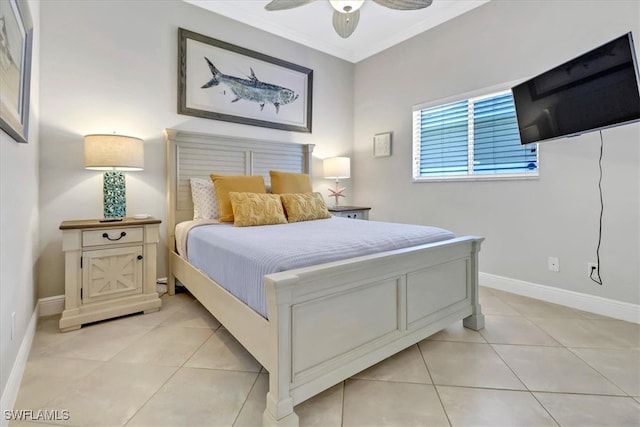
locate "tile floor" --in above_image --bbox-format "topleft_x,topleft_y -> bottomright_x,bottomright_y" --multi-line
11,286 -> 640,426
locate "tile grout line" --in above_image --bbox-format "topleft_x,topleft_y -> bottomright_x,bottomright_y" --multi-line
120,365 -> 183,427
416,343 -> 453,427
114,298 -> 222,426
564,347 -> 633,398
483,291 -> 639,393
529,390 -> 562,426
485,340 -> 563,426
480,313 -> 563,347
120,301 -> 221,426
231,371 -> 263,427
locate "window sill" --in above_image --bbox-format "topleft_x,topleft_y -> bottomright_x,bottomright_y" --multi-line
413,173 -> 539,183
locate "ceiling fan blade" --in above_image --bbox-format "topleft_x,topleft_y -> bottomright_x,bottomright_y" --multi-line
332,10 -> 360,38
264,0 -> 314,11
372,0 -> 433,10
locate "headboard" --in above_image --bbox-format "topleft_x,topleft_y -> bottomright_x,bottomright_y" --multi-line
164,129 -> 314,249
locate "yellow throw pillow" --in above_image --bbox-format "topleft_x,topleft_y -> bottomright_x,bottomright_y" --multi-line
210,174 -> 266,222
269,170 -> 313,194
280,192 -> 331,223
229,192 -> 287,227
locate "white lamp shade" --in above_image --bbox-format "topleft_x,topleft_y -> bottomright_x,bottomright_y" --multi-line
84,134 -> 144,171
324,156 -> 351,179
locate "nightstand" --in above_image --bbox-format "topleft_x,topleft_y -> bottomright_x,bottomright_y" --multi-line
58,218 -> 162,331
328,206 -> 371,220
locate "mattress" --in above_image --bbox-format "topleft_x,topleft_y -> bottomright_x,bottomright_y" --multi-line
182,217 -> 455,318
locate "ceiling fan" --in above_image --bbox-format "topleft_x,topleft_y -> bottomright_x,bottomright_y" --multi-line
264,0 -> 434,38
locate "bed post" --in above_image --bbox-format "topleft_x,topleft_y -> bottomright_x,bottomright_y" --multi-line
263,276 -> 299,427
165,129 -> 177,295
263,393 -> 298,427
463,237 -> 485,330
302,144 -> 314,176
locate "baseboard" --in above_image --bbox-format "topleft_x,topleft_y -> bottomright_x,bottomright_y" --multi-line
38,295 -> 64,317
0,301 -> 39,427
480,272 -> 640,324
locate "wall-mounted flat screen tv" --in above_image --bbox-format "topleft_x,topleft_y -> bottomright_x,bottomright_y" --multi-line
512,32 -> 640,145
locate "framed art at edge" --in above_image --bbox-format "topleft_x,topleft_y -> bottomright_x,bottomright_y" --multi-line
178,28 -> 313,133
0,0 -> 33,143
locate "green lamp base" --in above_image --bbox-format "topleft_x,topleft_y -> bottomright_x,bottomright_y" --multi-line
103,171 -> 126,218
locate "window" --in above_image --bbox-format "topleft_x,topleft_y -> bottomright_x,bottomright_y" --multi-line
412,90 -> 538,181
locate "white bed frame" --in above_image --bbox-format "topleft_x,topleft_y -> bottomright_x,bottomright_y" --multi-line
165,129 -> 484,426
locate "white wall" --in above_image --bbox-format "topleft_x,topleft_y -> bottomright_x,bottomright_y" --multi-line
38,1 -> 354,298
0,0 -> 40,405
354,0 -> 640,305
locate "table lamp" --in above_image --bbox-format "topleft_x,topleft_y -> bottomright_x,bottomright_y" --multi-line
323,156 -> 350,207
84,134 -> 144,219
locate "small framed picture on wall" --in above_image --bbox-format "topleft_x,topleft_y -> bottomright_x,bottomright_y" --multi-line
373,132 -> 392,157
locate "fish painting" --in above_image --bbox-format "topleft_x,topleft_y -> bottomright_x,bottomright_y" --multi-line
201,57 -> 298,114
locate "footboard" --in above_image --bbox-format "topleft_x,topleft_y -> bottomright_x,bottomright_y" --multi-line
262,236 -> 484,426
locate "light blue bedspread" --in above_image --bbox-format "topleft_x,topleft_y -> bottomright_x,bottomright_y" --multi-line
186,217 -> 455,318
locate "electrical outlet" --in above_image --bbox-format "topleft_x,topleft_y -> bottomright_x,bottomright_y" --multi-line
588,262 -> 599,277
548,257 -> 560,272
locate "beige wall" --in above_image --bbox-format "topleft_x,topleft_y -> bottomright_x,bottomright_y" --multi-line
353,0 -> 640,304
37,1 -> 355,298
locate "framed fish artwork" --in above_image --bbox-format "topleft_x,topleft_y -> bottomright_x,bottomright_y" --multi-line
0,0 -> 33,143
178,28 -> 313,133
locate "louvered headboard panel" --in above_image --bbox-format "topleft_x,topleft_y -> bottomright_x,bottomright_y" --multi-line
165,129 -> 314,247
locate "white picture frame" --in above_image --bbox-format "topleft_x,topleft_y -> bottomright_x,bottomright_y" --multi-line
373,132 -> 392,157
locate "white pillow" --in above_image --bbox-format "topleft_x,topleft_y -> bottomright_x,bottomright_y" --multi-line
190,178 -> 219,220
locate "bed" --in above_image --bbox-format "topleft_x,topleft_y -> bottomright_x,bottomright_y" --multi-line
165,129 -> 484,426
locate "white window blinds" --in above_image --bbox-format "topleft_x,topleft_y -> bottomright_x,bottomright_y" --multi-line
413,90 -> 538,181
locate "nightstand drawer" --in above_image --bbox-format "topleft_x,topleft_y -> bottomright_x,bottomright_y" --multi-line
83,227 -> 144,247
328,206 -> 371,220
333,210 -> 368,220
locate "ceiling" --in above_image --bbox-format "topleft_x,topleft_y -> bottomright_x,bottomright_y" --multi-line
184,0 -> 490,63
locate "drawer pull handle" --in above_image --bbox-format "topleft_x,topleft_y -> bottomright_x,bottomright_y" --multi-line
102,231 -> 126,241
137,255 -> 143,260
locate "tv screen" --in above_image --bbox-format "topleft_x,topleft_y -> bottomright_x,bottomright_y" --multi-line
512,32 -> 640,144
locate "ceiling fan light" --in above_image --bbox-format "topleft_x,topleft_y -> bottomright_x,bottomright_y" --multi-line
329,0 -> 364,13
332,9 -> 360,37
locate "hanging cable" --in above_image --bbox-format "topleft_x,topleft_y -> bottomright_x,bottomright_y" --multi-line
590,131 -> 604,285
